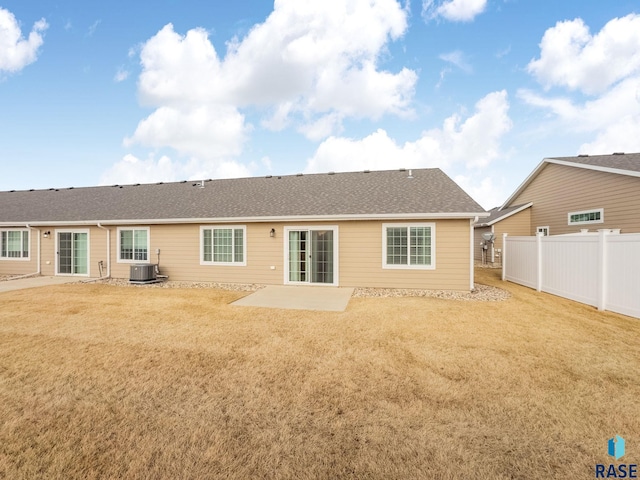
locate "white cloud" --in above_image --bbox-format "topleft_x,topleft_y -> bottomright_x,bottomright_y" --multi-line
128,0 -> 416,167
125,105 -> 249,160
305,90 -> 511,173
521,14 -> 640,156
423,0 -> 487,22
578,115 -> 640,155
0,8 -> 48,73
99,153 -> 252,186
439,50 -> 473,73
519,70 -> 640,154
87,20 -> 101,37
527,14 -> 640,95
454,174 -> 505,211
114,67 -> 129,82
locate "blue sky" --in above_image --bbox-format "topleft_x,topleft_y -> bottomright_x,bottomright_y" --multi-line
2,0 -> 640,208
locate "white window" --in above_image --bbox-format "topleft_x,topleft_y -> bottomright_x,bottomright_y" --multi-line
117,227 -> 150,263
0,229 -> 29,260
536,226 -> 550,236
200,226 -> 246,266
382,223 -> 435,269
568,208 -> 604,225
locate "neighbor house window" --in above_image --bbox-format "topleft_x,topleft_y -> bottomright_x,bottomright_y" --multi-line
0,230 -> 29,260
117,227 -> 150,262
382,223 -> 435,269
201,226 -> 246,266
537,226 -> 550,236
568,209 -> 604,225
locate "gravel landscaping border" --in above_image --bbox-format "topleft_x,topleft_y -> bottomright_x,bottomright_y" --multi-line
95,278 -> 265,292
94,278 -> 509,301
352,283 -> 510,301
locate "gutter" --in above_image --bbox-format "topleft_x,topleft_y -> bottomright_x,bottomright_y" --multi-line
0,212 -> 491,228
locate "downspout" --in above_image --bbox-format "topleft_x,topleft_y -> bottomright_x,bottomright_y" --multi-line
96,222 -> 111,279
8,224 -> 41,279
470,217 -> 478,291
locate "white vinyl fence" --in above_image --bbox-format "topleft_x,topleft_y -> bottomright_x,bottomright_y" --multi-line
502,231 -> 640,319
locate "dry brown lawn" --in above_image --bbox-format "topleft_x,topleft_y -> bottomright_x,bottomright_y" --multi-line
0,269 -> 639,479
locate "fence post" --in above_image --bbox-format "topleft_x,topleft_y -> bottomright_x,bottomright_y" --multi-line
502,233 -> 508,281
597,229 -> 609,311
536,232 -> 543,292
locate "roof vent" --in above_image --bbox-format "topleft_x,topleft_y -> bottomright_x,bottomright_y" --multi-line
134,183 -> 140,186
399,168 -> 406,172
407,169 -> 414,179
112,184 -> 119,187
68,187 -> 74,189
180,180 -> 187,183
578,154 -> 589,157
613,152 -> 625,155
364,170 -> 370,173
328,171 -> 335,175
266,175 -> 272,178
29,189 -> 34,191
9,190 -> 15,192
49,188 -> 55,191
200,180 -> 205,189
119,186 -> 123,189
277,176 -> 282,179
296,173 -> 303,176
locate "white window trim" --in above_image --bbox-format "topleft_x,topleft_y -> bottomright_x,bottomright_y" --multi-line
536,226 -> 550,236
382,223 -> 436,270
567,208 -> 604,226
116,227 -> 151,264
0,229 -> 31,261
283,226 -> 339,286
200,225 -> 247,267
54,229 -> 91,277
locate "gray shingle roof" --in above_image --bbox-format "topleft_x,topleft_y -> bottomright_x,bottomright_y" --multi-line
548,152 -> 640,173
475,203 -> 531,227
0,168 -> 486,224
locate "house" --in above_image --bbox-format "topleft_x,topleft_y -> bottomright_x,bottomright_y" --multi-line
475,152 -> 640,263
473,203 -> 532,265
0,168 -> 488,291
502,152 -> 640,235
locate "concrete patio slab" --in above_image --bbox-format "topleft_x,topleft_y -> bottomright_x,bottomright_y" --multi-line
0,276 -> 82,294
232,285 -> 354,312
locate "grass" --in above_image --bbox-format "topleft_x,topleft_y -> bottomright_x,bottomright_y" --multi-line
0,268 -> 639,479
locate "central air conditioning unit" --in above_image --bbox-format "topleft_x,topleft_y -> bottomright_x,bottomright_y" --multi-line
129,264 -> 157,283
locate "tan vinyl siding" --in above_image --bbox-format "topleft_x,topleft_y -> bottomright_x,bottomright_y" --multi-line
103,219 -> 471,291
492,208 -> 531,253
510,163 -> 640,234
474,226 -> 491,262
38,226 -> 108,277
339,219 -> 470,291
0,228 -> 38,276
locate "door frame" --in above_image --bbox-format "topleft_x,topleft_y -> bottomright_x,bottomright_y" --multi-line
55,229 -> 91,277
283,225 -> 339,286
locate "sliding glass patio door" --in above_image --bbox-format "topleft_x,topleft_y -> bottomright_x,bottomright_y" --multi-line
287,227 -> 337,285
57,231 -> 89,275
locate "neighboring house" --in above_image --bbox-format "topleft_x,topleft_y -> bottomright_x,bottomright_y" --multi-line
0,168 -> 488,291
474,152 -> 640,263
502,152 -> 640,235
474,203 -> 532,264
